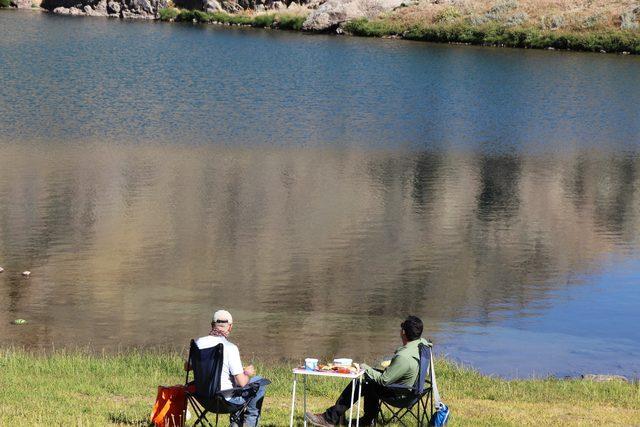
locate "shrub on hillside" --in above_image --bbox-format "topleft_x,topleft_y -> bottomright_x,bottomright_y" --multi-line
435,7 -> 461,24
581,13 -> 604,29
158,7 -> 179,21
484,0 -> 518,21
468,14 -> 488,26
541,14 -> 565,30
505,12 -> 528,27
620,9 -> 639,30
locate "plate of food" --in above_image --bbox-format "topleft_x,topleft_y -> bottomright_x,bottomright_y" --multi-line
316,360 -> 361,374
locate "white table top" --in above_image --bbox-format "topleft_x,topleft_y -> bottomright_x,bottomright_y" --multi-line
292,368 -> 365,379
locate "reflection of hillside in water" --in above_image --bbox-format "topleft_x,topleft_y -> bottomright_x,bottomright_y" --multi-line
0,144 -> 638,359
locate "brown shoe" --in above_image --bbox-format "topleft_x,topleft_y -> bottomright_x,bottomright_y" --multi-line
305,412 -> 335,427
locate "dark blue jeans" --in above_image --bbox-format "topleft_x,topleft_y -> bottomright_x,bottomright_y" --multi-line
227,376 -> 267,427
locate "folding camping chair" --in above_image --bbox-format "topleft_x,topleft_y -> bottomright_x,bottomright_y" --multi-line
185,339 -> 270,427
376,343 -> 434,426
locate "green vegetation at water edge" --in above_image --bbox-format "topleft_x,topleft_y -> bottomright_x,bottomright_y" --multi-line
1,348 -> 639,426
158,6 -> 178,21
158,7 -> 306,30
0,0 -> 12,8
153,5 -> 638,54
344,20 -> 640,54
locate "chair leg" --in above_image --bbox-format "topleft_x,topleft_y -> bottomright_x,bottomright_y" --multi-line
188,396 -> 214,427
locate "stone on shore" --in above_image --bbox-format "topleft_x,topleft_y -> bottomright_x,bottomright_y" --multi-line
47,0 -> 166,18
270,0 -> 284,9
84,4 -> 108,15
107,0 -> 121,14
53,6 -> 71,13
86,0 -> 108,15
203,0 -> 222,12
302,0 -> 403,31
10,0 -> 33,8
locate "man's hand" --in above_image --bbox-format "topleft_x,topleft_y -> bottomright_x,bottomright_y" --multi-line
234,366 -> 255,387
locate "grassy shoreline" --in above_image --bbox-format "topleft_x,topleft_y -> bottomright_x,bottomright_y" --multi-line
345,19 -> 640,54
1,5 -> 639,54
154,7 -> 640,55
158,8 -> 307,31
1,348 -> 638,425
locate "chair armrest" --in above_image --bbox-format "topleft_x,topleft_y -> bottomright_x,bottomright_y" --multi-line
384,383 -> 416,392
216,378 -> 272,398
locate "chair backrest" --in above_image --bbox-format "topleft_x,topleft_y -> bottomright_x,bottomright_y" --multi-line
413,343 -> 431,394
188,339 -> 224,400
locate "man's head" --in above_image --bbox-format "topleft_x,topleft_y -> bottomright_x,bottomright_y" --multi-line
211,309 -> 233,334
400,315 -> 423,343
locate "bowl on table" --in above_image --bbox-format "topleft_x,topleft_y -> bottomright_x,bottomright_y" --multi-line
333,358 -> 353,367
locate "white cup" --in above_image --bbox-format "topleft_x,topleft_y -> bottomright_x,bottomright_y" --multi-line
305,358 -> 319,370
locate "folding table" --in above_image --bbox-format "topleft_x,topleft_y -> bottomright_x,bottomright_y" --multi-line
289,367 -> 365,427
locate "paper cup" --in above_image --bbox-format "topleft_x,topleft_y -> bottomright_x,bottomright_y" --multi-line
305,358 -> 319,370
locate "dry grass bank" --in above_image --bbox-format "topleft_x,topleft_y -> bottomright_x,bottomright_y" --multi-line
387,0 -> 640,32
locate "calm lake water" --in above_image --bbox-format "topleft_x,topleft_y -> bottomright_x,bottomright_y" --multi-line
1,11 -> 640,378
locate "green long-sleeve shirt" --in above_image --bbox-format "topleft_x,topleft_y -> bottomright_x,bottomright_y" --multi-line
361,338 -> 431,387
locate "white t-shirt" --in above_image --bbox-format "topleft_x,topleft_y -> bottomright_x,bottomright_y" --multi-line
195,335 -> 243,393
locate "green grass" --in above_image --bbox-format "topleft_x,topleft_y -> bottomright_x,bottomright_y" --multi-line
158,7 -> 179,22
344,19 -> 640,54
0,0 -> 11,8
276,14 -> 306,31
156,8 -> 307,31
0,348 -> 638,426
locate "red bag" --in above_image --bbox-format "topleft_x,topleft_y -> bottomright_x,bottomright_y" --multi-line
150,385 -> 187,427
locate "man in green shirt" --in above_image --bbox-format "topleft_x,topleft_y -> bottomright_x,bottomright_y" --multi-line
306,316 -> 430,426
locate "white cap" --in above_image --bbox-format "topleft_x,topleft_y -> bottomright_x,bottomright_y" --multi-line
212,309 -> 233,324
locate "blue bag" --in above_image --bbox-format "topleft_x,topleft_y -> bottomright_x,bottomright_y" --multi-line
430,402 -> 450,427
428,349 -> 450,426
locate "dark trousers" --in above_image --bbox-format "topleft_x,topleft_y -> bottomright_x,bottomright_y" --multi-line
324,378 -> 380,424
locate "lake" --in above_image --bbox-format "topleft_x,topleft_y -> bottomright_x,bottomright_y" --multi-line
1,10 -> 640,379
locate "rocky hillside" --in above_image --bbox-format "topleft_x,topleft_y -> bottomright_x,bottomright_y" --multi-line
4,0 -> 639,37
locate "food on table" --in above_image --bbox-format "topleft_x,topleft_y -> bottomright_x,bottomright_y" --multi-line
315,360 -> 361,374
333,358 -> 353,367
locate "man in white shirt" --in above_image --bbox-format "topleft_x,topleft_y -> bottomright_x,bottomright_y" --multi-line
193,310 -> 267,427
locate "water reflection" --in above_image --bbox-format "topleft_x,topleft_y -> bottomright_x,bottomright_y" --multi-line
0,143 -> 638,374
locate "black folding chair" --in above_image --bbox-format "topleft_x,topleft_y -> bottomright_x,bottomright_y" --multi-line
376,343 -> 434,426
185,339 -> 270,427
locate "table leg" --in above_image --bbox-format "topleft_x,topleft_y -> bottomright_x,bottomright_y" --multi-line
303,375 -> 308,427
348,377 -> 356,427
356,376 -> 363,427
290,374 -> 297,427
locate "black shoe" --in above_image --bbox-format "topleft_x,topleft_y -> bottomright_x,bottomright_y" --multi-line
305,412 -> 336,427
